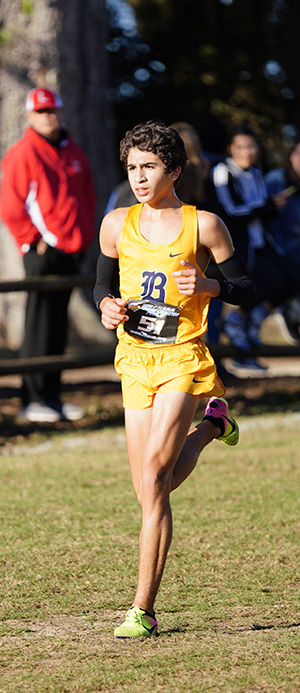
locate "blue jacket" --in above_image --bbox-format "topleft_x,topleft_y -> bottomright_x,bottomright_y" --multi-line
209,157 -> 276,267
264,168 -> 300,260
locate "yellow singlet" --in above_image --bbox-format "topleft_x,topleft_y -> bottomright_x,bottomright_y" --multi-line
117,203 -> 210,347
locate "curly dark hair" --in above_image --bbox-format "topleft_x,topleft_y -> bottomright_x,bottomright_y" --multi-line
120,120 -> 187,183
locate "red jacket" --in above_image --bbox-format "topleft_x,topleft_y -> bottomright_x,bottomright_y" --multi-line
0,127 -> 96,254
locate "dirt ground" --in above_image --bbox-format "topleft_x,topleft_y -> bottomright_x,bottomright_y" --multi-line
2,301 -> 300,447
1,355 -> 300,449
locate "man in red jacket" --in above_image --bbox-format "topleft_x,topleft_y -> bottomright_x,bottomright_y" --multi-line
0,87 -> 97,422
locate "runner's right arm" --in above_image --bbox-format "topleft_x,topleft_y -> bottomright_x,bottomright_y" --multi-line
93,209 -> 129,329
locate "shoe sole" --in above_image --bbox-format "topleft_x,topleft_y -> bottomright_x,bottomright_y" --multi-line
115,632 -> 158,638
61,412 -> 84,421
61,406 -> 85,421
22,414 -> 60,423
18,411 -> 60,423
114,623 -> 158,638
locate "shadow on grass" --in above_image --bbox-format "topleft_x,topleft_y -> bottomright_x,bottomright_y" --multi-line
162,625 -> 190,635
251,621 -> 300,631
155,620 -> 300,637
214,621 -> 300,635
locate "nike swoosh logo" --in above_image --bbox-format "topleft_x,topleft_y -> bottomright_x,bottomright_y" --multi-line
192,377 -> 204,383
169,252 -> 183,258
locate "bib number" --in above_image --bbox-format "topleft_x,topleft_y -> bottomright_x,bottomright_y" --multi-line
124,299 -> 180,344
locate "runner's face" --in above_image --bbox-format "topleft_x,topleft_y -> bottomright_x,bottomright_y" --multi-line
126,148 -> 179,204
228,134 -> 259,169
27,108 -> 63,140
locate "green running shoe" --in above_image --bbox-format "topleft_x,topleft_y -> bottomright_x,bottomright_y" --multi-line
203,397 -> 239,446
114,606 -> 158,638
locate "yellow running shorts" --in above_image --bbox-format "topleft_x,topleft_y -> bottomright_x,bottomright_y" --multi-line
114,337 -> 225,409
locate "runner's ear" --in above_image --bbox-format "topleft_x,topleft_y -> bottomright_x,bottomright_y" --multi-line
170,167 -> 181,181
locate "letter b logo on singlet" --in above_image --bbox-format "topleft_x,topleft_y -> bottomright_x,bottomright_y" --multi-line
140,270 -> 167,302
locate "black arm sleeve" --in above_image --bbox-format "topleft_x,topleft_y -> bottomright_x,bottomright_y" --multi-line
93,252 -> 120,311
215,251 -> 257,306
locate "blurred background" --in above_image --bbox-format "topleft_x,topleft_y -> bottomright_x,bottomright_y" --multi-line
0,0 -> 299,351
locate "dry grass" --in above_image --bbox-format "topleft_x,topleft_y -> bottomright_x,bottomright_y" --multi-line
0,411 -> 300,692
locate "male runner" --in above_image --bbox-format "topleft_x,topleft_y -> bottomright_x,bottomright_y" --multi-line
94,121 -> 256,638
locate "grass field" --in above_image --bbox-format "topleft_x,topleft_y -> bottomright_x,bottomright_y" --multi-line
1,405 -> 300,692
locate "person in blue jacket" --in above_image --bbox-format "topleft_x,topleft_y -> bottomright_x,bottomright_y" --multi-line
208,123 -> 300,364
264,139 -> 300,344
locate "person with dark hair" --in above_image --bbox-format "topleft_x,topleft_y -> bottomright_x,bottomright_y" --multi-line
169,121 -> 232,380
208,122 -> 300,367
94,120 -> 256,638
104,120 -> 194,215
169,121 -> 211,207
264,139 -> 300,344
119,119 -> 188,179
0,87 -> 96,422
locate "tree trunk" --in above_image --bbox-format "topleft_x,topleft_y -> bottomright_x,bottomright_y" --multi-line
0,0 -> 116,349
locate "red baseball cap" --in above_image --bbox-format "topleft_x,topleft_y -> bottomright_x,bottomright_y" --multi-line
26,87 -> 64,112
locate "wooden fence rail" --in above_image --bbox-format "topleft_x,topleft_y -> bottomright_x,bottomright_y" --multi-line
0,274 -> 95,293
1,275 -> 300,376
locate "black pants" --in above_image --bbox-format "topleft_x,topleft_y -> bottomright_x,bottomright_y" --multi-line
20,246 -> 80,405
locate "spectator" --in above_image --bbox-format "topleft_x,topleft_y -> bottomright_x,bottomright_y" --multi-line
264,139 -> 300,344
104,178 -> 137,214
170,121 -> 231,378
170,121 -> 211,207
208,123 -> 300,367
0,87 -> 96,422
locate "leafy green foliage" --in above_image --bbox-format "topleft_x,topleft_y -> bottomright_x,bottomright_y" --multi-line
109,0 -> 299,162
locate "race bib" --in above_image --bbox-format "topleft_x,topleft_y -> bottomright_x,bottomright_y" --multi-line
124,299 -> 180,344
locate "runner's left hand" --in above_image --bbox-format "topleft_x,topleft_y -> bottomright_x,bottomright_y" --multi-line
171,260 -> 206,295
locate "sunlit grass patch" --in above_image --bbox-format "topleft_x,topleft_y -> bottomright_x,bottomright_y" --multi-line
0,415 -> 300,691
